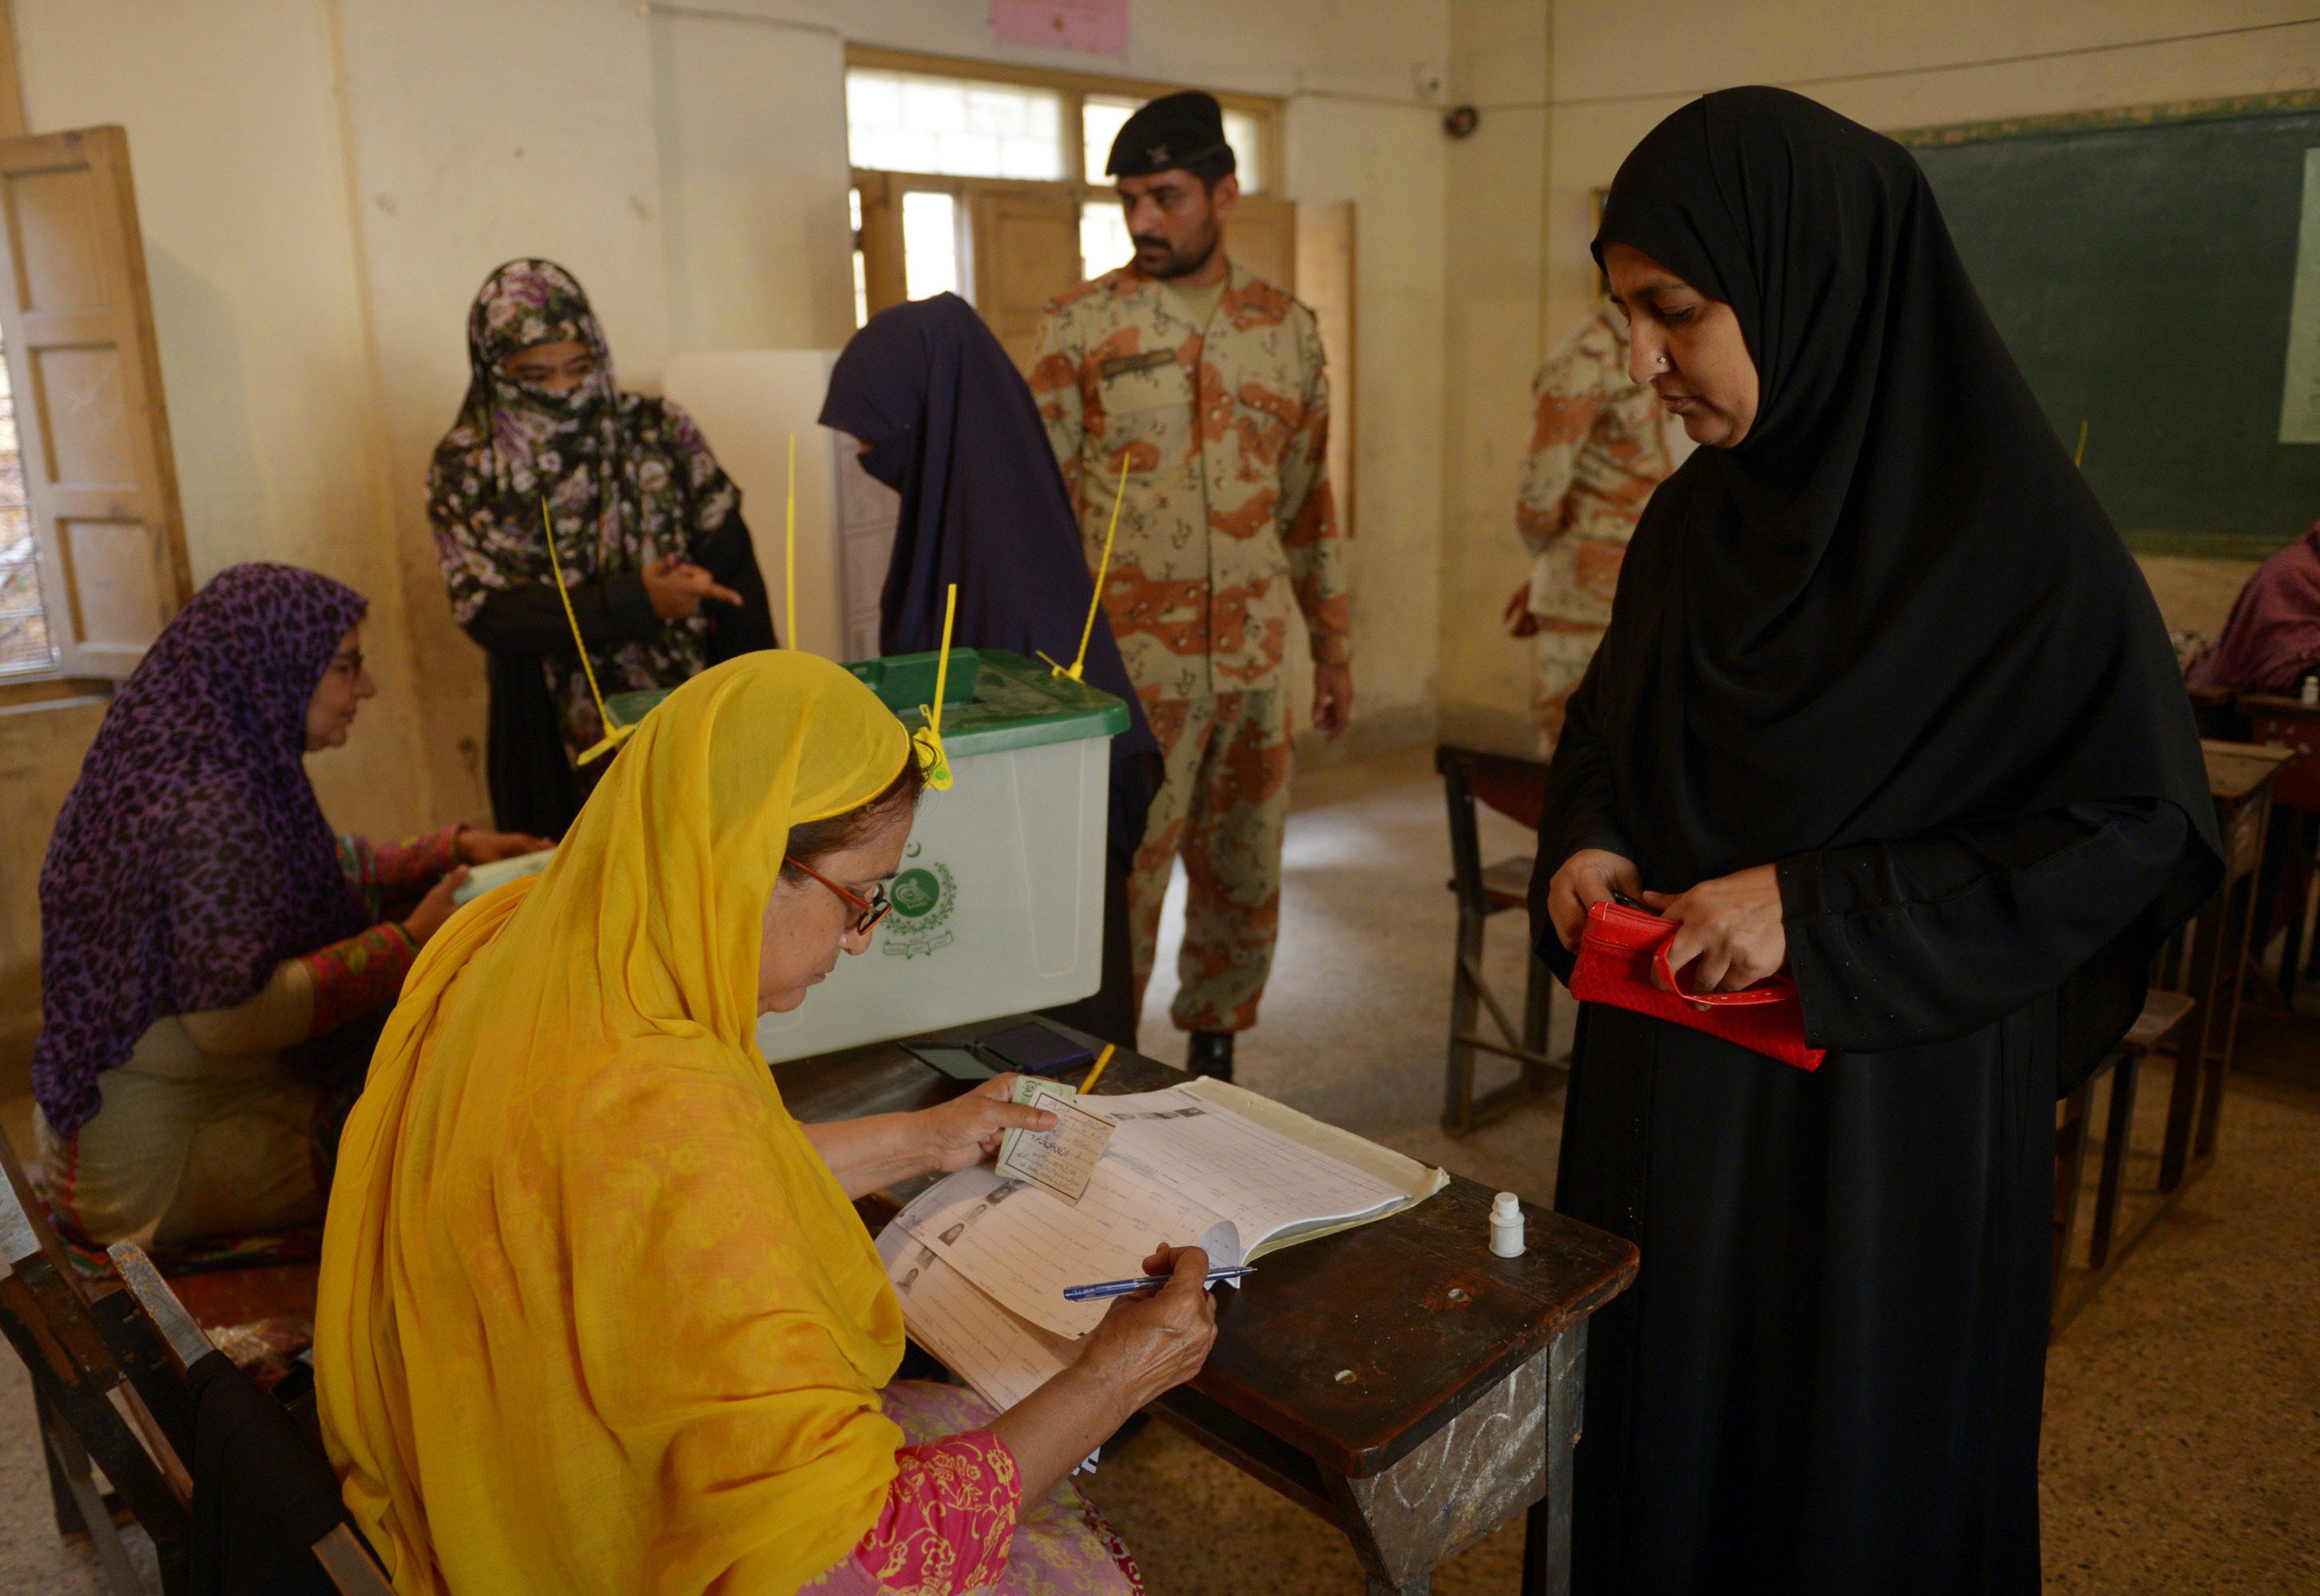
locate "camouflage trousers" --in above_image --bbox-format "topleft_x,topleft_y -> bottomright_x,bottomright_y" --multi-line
1533,623 -> 1607,758
1128,689 -> 1293,1034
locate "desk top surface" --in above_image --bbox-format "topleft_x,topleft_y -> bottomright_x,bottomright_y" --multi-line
779,1019 -> 1638,1479
2202,738 -> 2294,801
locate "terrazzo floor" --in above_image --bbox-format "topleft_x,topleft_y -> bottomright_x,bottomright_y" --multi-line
3,745 -> 2314,1593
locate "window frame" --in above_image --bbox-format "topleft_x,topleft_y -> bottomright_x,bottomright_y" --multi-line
844,46 -> 1283,202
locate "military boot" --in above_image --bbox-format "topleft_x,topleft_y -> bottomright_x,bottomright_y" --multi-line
1186,1029 -> 1235,1082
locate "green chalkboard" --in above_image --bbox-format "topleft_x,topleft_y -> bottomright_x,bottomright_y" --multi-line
1903,93 -> 2320,558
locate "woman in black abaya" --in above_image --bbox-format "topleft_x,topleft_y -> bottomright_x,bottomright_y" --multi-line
1531,89 -> 2219,1593
821,294 -> 1162,1046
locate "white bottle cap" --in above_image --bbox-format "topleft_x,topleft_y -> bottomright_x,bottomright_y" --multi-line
1489,1191 -> 1526,1257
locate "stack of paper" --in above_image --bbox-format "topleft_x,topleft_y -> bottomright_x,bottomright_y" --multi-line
879,1080 -> 1446,1412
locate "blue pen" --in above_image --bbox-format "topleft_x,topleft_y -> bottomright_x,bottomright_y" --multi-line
1063,1265 -> 1257,1302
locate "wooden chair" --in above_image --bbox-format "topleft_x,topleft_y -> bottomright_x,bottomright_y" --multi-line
106,1245 -> 391,1594
2236,693 -> 2320,998
1436,744 -> 1564,1136
2051,987 -> 2195,1336
0,1134 -> 389,1594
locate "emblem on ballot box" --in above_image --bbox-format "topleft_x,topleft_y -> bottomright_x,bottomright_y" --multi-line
880,850 -> 957,959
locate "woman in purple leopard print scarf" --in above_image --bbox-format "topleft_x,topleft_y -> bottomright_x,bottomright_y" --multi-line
34,563 -> 373,1137
31,564 -> 543,1256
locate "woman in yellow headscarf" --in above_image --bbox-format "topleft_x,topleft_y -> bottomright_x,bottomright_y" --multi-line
316,651 -> 1217,1594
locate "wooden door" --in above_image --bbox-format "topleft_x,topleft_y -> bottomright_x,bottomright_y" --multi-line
1296,200 -> 1354,539
967,184 -> 1083,375
0,125 -> 188,677
1228,193 -> 1298,296
855,172 -> 908,321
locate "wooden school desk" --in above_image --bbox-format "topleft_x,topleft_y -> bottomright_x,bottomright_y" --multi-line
780,1018 -> 1639,1596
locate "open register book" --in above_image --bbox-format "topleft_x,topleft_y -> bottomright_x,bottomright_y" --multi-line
877,1078 -> 1448,1413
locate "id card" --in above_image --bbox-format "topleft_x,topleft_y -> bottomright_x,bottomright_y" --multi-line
994,1078 -> 1115,1205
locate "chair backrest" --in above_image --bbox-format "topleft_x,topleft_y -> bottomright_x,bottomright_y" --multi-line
0,1123 -> 392,1596
107,1242 -> 395,1596
0,1136 -> 194,1587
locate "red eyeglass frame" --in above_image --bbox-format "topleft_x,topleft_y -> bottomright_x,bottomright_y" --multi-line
784,856 -> 893,935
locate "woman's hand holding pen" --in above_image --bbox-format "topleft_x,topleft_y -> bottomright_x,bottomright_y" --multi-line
991,1245 -> 1218,1500
1645,864 -> 1786,994
1547,848 -> 1644,951
1081,1244 -> 1220,1419
642,554 -> 743,619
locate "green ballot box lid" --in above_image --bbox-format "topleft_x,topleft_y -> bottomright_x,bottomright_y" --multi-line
601,649 -> 1128,760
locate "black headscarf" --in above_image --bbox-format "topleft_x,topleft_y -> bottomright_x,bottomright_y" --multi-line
1564,88 -> 2219,1074
819,294 -> 1162,860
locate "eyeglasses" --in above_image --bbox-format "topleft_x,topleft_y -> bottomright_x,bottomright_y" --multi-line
784,856 -> 892,936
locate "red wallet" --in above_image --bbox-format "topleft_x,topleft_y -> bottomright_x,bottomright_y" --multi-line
1568,899 -> 1825,1071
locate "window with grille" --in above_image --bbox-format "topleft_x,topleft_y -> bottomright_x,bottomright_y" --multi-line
846,69 -> 1069,184
0,330 -> 52,678
846,58 -> 1277,295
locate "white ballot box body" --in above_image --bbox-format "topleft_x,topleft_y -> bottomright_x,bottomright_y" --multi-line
602,650 -> 1127,1065
754,718 -> 1111,1062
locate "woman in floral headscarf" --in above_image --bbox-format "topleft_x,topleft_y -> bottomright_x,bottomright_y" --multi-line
429,259 -> 777,838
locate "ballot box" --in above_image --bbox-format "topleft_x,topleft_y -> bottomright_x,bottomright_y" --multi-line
608,649 -> 1126,1062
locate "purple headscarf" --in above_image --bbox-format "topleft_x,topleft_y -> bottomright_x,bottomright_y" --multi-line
2185,523 -> 2320,694
34,563 -> 370,1137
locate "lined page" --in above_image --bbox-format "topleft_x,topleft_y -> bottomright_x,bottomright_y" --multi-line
891,1162 -> 1236,1338
877,1225 -> 1076,1411
1098,1087 -> 1408,1249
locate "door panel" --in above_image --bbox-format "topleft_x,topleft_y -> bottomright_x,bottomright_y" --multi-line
968,185 -> 1083,375
1227,193 -> 1297,293
0,125 -> 188,677
1296,200 -> 1354,540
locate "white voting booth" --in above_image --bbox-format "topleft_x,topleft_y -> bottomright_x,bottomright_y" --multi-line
661,351 -> 900,663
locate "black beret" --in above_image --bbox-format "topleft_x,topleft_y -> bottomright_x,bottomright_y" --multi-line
1106,90 -> 1236,179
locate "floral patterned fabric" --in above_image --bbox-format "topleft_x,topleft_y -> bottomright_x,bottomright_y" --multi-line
334,825 -> 461,923
299,924 -> 414,1038
427,259 -> 742,761
803,1380 -> 1142,1596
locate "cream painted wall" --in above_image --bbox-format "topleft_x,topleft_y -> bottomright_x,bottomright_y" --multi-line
12,0 -> 432,836
650,13 -> 856,354
1285,92 -> 1449,757
1436,0 -> 1551,754
0,695 -> 105,1088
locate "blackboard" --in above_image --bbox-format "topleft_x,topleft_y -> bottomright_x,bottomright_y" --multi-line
1905,94 -> 2320,558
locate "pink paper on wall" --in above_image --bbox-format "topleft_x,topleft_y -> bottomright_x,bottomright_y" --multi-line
990,0 -> 1130,58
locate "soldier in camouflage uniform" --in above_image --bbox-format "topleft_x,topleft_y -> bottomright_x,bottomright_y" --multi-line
1031,91 -> 1350,1080
1504,298 -> 1686,755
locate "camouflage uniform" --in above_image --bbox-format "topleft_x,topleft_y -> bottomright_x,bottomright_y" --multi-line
1518,300 -> 1680,754
1031,260 -> 1346,1033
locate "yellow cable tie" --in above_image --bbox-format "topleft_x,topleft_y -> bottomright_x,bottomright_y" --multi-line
785,431 -> 799,649
540,498 -> 635,766
1057,452 -> 1130,682
2074,419 -> 2088,469
912,582 -> 958,791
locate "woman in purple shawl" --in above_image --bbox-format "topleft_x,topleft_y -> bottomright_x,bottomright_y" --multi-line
2185,522 -> 2320,694
32,563 -> 545,1255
